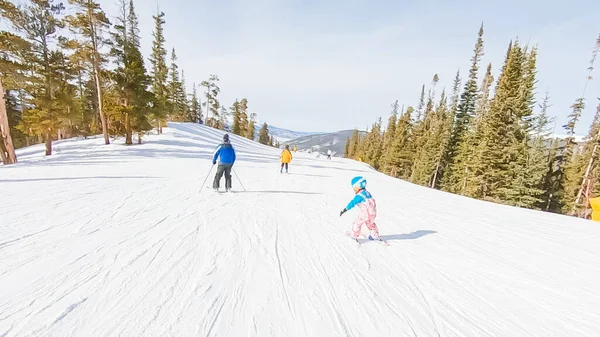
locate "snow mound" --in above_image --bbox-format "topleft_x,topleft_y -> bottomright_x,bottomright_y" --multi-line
1,122 -> 599,336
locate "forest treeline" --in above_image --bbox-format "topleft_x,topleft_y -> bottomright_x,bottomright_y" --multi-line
344,26 -> 600,218
0,0 -> 277,163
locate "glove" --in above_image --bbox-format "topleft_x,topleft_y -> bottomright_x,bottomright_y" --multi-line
212,161 -> 216,165
339,208 -> 347,216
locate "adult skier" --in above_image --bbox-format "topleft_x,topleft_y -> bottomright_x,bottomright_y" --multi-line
280,144 -> 292,173
327,149 -> 332,160
339,176 -> 382,241
212,134 -> 236,191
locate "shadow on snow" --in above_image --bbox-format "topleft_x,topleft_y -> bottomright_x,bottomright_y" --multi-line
380,230 -> 437,241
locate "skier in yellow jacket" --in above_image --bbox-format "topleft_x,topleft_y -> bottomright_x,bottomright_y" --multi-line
280,145 -> 292,173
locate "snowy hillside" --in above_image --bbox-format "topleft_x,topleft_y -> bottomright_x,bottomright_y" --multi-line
1,123 -> 599,337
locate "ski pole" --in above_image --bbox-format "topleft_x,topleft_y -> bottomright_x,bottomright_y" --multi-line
232,167 -> 246,192
200,164 -> 214,192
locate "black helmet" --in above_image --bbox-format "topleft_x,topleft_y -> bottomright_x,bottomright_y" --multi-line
223,134 -> 229,143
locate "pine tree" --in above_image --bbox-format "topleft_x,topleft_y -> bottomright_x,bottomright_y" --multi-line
149,10 -> 168,134
442,24 -> 484,191
500,45 -> 545,208
64,0 -> 111,145
380,100 -> 399,172
0,27 -> 31,153
230,99 -> 241,135
238,98 -> 249,136
167,48 -> 186,121
3,0 -> 67,155
201,74 -> 220,127
347,129 -> 359,158
449,63 -> 494,196
415,85 -> 425,122
430,91 -> 452,188
410,75 -> 439,184
109,0 -> 152,144
363,118 -> 383,169
388,106 -> 415,179
246,112 -> 256,140
189,82 -> 201,123
344,136 -> 351,157
258,122 -> 269,144
528,91 -> 556,209
562,34 -> 600,214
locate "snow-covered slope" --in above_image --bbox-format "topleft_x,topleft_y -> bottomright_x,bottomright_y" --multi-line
1,123 -> 599,337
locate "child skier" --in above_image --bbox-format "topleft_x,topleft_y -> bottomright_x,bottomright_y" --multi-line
339,176 -> 382,241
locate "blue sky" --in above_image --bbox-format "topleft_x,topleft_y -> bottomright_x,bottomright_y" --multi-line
96,0 -> 599,134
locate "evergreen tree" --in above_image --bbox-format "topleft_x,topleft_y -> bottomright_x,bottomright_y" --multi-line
258,122 -> 269,144
230,99 -> 241,135
410,75 -> 439,184
561,35 -> 600,214
238,98 -> 249,136
189,82 -> 201,123
201,74 -> 220,127
167,48 -> 186,121
528,91 -> 556,209
363,118 -> 383,169
415,85 -> 425,122
344,136 -> 351,157
449,63 -> 494,196
149,10 -> 168,134
2,0 -> 67,155
411,90 -> 451,187
380,100 -> 399,172
347,129 -> 359,158
0,28 -> 32,150
442,24 -> 485,191
64,0 -> 111,145
388,106 -> 415,179
246,112 -> 256,140
109,0 -> 152,144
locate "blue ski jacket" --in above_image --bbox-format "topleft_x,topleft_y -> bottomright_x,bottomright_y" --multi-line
345,189 -> 373,211
213,142 -> 236,165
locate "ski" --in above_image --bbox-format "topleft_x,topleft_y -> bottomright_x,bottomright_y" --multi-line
346,231 -> 388,246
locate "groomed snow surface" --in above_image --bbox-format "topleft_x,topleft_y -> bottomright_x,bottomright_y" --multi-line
1,123 -> 599,337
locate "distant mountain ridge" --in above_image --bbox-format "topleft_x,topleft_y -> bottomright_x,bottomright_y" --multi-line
283,130 -> 367,156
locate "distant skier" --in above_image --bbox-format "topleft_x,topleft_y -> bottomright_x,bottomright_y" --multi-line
212,134 -> 236,191
280,144 -> 292,173
339,176 -> 382,241
327,149 -> 332,160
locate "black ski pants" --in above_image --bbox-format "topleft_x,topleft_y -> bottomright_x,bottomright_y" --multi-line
213,163 -> 233,189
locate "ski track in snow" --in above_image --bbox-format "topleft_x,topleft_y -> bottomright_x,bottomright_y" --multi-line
1,122 -> 600,336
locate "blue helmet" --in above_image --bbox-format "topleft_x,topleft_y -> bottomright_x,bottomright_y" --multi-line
351,176 -> 366,190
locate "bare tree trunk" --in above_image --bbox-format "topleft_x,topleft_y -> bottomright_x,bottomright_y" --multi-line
431,160 -> 441,188
125,112 -> 132,145
0,79 -> 18,164
138,131 -> 142,144
45,128 -> 52,156
0,139 -> 8,164
88,1 -> 109,145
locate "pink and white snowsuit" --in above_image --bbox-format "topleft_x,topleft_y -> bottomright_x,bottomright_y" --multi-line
345,189 -> 379,239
